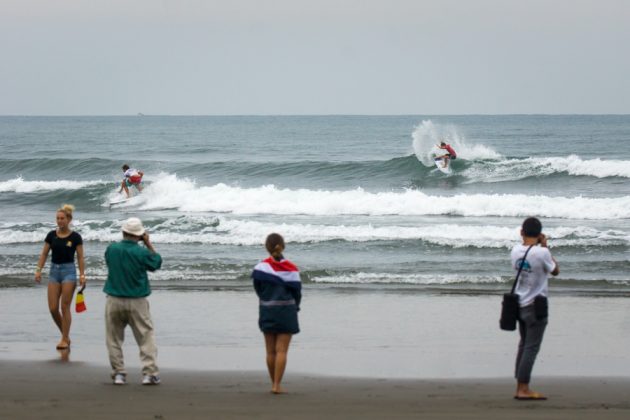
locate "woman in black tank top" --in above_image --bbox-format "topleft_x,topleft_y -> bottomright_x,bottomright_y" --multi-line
35,204 -> 86,351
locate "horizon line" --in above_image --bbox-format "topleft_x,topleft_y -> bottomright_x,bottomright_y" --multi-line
1,113 -> 630,117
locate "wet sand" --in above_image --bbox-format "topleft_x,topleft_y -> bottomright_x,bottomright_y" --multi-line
3,289 -> 630,379
2,289 -> 630,418
1,359 -> 630,419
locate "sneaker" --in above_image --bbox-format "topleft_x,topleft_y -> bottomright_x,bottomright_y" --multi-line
113,373 -> 126,385
142,374 -> 161,385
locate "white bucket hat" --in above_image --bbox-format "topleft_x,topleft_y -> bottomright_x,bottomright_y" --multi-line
122,217 -> 145,236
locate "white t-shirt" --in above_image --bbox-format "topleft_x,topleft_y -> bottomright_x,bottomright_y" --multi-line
124,168 -> 139,178
510,244 -> 556,307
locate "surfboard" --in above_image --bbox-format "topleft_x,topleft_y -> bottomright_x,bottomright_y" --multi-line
434,157 -> 452,174
108,196 -> 134,206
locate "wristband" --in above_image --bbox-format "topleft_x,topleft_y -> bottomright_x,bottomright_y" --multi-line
35,266 -> 42,273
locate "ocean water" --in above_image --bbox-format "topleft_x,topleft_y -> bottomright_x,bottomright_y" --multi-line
1,115 -> 629,295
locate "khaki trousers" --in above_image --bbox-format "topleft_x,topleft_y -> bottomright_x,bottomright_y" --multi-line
105,295 -> 159,377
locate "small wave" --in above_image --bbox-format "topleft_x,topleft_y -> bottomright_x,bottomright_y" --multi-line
162,155 -> 434,187
310,272 -> 505,285
463,154 -> 630,183
0,157 -> 118,178
307,273 -> 630,290
1,216 -> 627,247
124,173 -> 630,219
547,155 -> 630,178
3,171 -> 629,220
0,266 -> 245,283
0,176 -> 108,193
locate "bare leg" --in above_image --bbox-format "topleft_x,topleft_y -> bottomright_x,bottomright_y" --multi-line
47,282 -> 63,334
271,334 -> 292,394
121,180 -> 130,198
57,282 -> 76,349
136,183 -> 143,193
263,333 -> 277,385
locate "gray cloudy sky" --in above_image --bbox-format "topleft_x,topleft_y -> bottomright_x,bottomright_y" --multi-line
1,0 -> 628,115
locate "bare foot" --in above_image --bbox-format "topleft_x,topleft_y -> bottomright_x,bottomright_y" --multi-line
58,348 -> 71,362
271,386 -> 287,394
514,391 -> 547,400
56,339 -> 70,350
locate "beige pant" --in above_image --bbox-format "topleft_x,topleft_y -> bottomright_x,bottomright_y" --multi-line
105,295 -> 159,377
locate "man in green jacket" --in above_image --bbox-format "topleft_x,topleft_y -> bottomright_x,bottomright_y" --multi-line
104,217 -> 162,385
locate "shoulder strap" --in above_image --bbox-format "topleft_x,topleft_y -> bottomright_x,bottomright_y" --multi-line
510,245 -> 534,294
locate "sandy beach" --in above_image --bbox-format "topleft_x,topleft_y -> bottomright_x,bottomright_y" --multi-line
1,289 -> 630,418
1,359 -> 629,419
2,289 -> 630,378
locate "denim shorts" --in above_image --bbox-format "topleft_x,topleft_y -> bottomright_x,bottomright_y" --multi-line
49,263 -> 77,283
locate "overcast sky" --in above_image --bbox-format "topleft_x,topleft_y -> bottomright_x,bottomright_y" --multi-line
1,0 -> 628,115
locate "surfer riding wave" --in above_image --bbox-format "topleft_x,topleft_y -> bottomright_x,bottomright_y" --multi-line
119,164 -> 144,198
436,141 -> 457,169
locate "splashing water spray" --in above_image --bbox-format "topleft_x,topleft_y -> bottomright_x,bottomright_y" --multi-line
411,120 -> 501,166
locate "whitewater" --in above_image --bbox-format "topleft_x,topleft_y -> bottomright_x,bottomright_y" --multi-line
1,115 -> 629,291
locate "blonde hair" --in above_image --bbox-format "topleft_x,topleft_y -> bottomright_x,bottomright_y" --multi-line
57,204 -> 75,220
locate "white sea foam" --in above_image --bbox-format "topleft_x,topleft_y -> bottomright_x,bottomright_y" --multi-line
0,265 -> 243,282
463,154 -> 630,183
411,120 -> 501,166
187,220 -> 627,248
310,272 -> 505,285
0,176 -> 107,193
124,173 -> 630,219
547,155 -> 630,178
1,216 -> 626,248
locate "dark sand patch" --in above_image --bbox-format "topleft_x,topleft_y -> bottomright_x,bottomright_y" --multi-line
1,360 -> 630,419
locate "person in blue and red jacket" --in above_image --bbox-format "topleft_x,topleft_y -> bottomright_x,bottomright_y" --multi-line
252,233 -> 301,394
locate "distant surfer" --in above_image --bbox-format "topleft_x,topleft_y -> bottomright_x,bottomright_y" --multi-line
119,164 -> 144,198
436,141 -> 457,168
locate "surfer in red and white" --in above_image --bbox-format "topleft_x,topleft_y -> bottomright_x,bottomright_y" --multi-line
436,141 -> 457,168
119,164 -> 144,198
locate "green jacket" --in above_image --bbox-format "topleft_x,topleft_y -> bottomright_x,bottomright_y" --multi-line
104,240 -> 162,298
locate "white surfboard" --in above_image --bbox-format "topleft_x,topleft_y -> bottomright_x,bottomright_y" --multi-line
108,196 -> 133,206
108,192 -> 142,206
434,157 -> 452,174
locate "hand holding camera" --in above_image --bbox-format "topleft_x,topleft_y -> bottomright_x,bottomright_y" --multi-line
141,232 -> 156,253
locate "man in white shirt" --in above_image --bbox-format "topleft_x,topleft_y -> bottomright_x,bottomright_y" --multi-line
510,217 -> 559,400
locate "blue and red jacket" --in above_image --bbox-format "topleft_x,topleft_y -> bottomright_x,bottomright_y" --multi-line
252,256 -> 302,310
